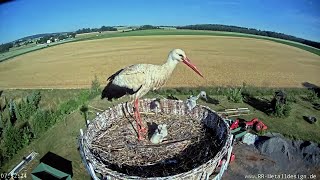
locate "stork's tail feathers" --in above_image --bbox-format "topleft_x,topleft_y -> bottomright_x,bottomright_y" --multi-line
101,82 -> 142,101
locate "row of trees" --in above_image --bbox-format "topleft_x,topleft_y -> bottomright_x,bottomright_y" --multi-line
0,77 -> 102,168
177,24 -> 320,49
0,43 -> 14,53
75,26 -> 117,34
36,32 -> 76,44
137,25 -> 160,30
0,91 -> 41,164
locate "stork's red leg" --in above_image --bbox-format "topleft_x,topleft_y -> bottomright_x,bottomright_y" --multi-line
134,98 -> 145,140
135,100 -> 147,133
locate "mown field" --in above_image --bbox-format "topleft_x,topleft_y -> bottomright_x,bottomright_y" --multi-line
0,35 -> 319,89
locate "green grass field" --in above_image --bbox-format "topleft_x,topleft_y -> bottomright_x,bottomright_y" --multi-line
1,87 -> 319,179
1,29 -> 319,64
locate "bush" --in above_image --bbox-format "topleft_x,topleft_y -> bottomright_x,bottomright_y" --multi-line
90,75 -> 101,96
80,104 -> 89,121
226,87 -> 243,103
31,109 -> 55,137
286,93 -> 297,103
21,125 -> 33,147
2,125 -> 24,158
0,113 -> 3,131
27,91 -> 41,109
58,99 -> 78,115
17,100 -> 35,121
272,101 -> 291,118
15,91 -> 41,122
306,90 -> 318,103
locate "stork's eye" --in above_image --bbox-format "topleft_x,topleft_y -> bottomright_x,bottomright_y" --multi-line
178,54 -> 183,57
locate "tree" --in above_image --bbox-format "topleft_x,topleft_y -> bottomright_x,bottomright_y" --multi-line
177,24 -> 320,49
138,25 -> 159,30
8,99 -> 16,124
100,26 -> 117,31
0,43 -> 13,53
90,75 -> 101,96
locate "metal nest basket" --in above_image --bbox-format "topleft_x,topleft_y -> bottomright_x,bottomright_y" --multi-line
79,98 -> 232,180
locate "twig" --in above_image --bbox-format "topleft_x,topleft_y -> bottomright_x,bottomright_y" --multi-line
137,137 -> 195,148
88,105 -> 104,112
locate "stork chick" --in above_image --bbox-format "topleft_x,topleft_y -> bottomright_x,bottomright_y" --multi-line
150,98 -> 161,114
150,124 -> 168,144
186,91 -> 207,111
101,49 -> 203,141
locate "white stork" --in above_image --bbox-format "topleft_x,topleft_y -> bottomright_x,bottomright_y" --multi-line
101,49 -> 203,140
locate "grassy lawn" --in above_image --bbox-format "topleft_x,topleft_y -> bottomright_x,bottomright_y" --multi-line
1,29 -> 319,64
1,87 -> 319,179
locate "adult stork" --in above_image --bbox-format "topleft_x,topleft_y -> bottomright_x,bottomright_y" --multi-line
101,49 -> 203,140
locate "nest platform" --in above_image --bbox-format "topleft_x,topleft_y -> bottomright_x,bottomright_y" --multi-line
79,99 -> 232,180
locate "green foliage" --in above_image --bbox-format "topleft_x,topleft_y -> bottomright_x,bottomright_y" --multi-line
22,127 -> 32,147
286,93 -> 297,103
17,99 -> 36,121
8,99 -> 16,124
0,112 -> 3,136
58,99 -> 78,115
27,91 -> 41,108
306,90 -> 318,103
273,101 -> 292,118
80,104 -> 89,121
226,87 -> 243,103
100,26 -> 117,31
0,42 -> 14,53
1,107 -> 10,126
137,25 -> 160,30
78,90 -> 91,102
2,126 -> 24,158
90,75 -> 101,97
1,123 -> 33,163
177,24 -> 320,50
31,109 -> 55,137
16,91 -> 41,121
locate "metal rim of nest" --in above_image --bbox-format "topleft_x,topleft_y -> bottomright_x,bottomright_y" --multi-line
79,98 -> 232,179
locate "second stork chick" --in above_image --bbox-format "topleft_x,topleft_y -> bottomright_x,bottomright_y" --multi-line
186,91 -> 207,111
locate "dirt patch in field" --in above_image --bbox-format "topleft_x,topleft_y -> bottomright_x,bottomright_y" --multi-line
0,36 -> 319,88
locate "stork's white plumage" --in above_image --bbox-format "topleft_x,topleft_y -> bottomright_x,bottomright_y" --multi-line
102,49 -> 203,140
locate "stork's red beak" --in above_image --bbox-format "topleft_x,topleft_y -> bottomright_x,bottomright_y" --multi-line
182,57 -> 204,78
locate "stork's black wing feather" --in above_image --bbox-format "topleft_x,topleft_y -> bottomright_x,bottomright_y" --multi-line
101,65 -> 145,101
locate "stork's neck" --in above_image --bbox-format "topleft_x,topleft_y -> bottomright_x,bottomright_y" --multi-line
196,93 -> 201,99
162,56 -> 179,71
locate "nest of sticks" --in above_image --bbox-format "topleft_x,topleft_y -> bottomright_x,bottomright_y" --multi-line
89,104 -> 226,177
